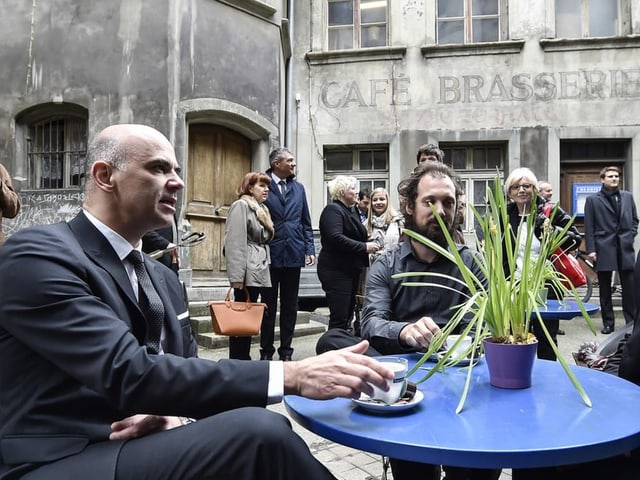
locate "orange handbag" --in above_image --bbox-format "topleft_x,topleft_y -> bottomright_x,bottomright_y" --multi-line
208,287 -> 266,336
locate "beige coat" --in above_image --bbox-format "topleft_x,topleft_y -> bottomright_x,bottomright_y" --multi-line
224,196 -> 274,287
0,163 -> 20,245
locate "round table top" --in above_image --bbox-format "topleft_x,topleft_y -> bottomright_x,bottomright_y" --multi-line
285,357 -> 640,469
538,299 -> 599,319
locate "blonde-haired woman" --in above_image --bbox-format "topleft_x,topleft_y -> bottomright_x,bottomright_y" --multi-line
317,175 -> 380,331
224,172 -> 274,360
366,187 -> 404,261
504,167 -> 581,361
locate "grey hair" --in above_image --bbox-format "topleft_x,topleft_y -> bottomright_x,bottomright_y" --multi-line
327,175 -> 358,200
83,136 -> 128,192
269,146 -> 292,165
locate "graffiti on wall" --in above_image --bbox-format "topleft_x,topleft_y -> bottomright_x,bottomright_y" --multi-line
3,190 -> 84,237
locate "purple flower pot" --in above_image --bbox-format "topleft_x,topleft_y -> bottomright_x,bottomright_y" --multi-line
482,338 -> 538,389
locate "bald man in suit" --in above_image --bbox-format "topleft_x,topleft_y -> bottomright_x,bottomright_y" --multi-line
0,124 -> 392,480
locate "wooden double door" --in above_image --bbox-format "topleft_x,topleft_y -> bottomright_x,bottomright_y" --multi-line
185,124 -> 251,278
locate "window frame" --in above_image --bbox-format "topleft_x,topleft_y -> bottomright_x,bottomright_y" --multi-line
323,144 -> 389,203
327,0 -> 389,51
440,142 -> 507,235
554,0 -> 621,39
436,0 -> 509,46
25,115 -> 88,190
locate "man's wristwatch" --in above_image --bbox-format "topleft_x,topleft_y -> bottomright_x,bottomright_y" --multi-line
180,416 -> 196,425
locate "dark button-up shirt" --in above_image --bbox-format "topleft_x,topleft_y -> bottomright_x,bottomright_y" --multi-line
361,239 -> 485,355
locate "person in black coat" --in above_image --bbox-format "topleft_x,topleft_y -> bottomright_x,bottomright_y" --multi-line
504,168 -> 582,361
318,175 -> 380,331
584,166 -> 638,334
142,222 -> 178,274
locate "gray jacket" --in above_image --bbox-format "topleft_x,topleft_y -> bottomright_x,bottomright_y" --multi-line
224,198 -> 273,287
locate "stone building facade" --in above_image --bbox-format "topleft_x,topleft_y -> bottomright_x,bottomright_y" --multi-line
2,1 -> 640,282
290,0 -> 640,241
0,0 -> 289,280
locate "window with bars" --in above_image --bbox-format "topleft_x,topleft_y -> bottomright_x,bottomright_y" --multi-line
441,143 -> 506,232
437,0 -> 508,45
555,0 -> 619,38
324,146 -> 389,201
328,0 -> 388,50
27,118 -> 87,189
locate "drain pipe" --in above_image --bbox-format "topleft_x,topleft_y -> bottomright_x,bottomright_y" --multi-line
284,0 -> 294,152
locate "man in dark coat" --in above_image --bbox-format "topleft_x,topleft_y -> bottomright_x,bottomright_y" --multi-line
261,147 -> 316,361
584,166 -> 638,334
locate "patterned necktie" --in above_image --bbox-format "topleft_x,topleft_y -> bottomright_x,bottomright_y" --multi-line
127,250 -> 165,353
279,180 -> 287,197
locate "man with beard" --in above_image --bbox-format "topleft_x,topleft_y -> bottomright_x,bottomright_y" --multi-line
315,162 -> 496,480
317,161 -> 483,355
359,161 -> 484,356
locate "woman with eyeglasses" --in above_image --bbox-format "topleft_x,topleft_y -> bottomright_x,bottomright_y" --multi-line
504,168 -> 582,361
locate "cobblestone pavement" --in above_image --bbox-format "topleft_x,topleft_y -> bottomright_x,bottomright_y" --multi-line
199,308 -> 614,480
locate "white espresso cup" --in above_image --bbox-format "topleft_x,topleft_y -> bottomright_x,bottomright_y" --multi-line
369,356 -> 408,404
445,335 -> 472,359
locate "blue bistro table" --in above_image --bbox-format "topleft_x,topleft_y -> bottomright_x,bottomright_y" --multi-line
537,299 -> 599,320
284,356 -> 640,469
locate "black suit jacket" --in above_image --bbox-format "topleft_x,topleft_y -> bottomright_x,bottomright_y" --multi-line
584,189 -> 638,271
0,213 -> 269,478
318,200 -> 369,274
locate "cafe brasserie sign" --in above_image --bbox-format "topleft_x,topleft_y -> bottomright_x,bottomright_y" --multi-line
319,67 -> 640,108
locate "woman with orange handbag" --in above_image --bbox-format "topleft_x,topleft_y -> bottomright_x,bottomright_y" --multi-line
224,172 -> 274,359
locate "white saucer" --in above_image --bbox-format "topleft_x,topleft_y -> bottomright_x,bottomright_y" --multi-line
428,351 -> 484,366
352,389 -> 424,414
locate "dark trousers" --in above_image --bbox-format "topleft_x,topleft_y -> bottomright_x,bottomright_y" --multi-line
598,269 -> 635,329
260,267 -> 301,358
512,448 -> 640,480
388,459 -> 500,480
228,286 -> 263,360
530,284 -> 561,361
316,328 -> 381,356
18,408 -> 335,480
317,264 -> 360,331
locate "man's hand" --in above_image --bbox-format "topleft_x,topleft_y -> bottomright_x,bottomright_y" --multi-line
109,414 -> 183,440
282,341 -> 393,400
305,255 -> 316,266
399,316 -> 441,351
588,252 -> 597,262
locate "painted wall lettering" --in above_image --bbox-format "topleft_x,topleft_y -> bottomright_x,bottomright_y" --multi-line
320,77 -> 411,108
438,68 -> 640,104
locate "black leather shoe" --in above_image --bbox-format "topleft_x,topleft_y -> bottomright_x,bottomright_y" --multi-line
259,353 -> 273,361
601,326 -> 614,334
557,329 -> 565,335
280,355 -> 292,362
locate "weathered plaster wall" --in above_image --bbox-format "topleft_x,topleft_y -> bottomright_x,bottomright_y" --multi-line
0,0 -> 283,232
292,0 -> 640,223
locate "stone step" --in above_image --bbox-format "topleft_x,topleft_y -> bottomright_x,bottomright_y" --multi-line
195,319 -> 327,349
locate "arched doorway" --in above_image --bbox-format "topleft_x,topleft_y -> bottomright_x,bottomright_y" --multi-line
185,124 -> 251,279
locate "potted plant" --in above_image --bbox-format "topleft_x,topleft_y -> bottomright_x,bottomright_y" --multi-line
393,176 -> 596,413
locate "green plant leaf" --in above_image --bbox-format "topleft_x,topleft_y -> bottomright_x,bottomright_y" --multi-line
394,174 -> 596,412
